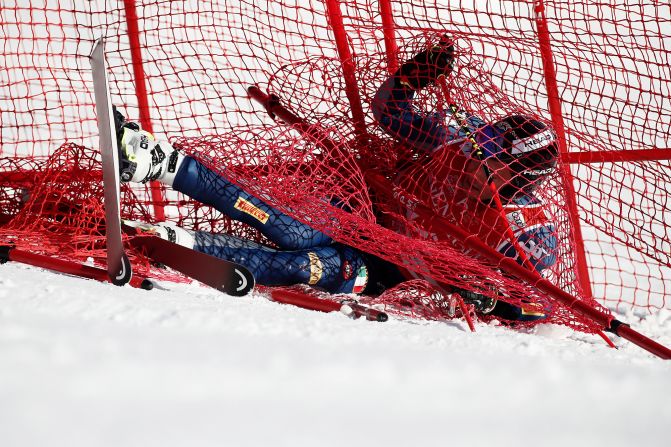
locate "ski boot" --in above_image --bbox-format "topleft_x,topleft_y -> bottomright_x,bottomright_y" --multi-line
122,220 -> 195,249
488,300 -> 548,323
452,287 -> 498,315
112,107 -> 184,186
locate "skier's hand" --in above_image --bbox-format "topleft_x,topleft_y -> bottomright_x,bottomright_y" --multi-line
429,34 -> 456,80
396,34 -> 456,90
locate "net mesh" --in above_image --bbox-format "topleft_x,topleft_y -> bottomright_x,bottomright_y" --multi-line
1,0 -> 670,328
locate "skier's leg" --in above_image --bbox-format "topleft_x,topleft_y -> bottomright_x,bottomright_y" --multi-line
194,231 -> 368,294
172,156 -> 332,250
116,110 -> 332,250
127,220 -> 369,294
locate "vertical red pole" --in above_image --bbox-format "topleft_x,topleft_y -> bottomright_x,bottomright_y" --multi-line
122,0 -> 165,221
534,0 -> 594,298
324,0 -> 367,136
378,0 -> 399,74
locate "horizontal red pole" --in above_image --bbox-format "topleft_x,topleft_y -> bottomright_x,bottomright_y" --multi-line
0,169 -> 102,185
617,324 -> 671,360
565,148 -> 671,164
1,246 -> 151,289
0,171 -> 41,184
270,288 -> 342,313
7,247 -> 111,281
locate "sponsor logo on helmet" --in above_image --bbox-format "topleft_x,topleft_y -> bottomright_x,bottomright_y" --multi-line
510,129 -> 555,155
523,167 -> 555,176
495,223 -> 556,269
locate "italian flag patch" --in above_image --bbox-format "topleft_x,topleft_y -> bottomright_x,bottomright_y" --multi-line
352,265 -> 368,294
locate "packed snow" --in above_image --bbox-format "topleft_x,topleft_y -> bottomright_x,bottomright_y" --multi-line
0,262 -> 669,447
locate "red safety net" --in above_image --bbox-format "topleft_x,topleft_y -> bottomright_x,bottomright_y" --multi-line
1,1 -> 670,330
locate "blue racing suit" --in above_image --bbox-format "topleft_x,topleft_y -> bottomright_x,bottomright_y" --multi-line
170,156 -> 368,294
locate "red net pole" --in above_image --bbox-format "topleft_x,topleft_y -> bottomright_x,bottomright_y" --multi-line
534,0 -> 593,299
324,0 -> 367,136
565,148 -> 671,164
122,0 -> 165,221
247,87 -> 309,129
379,0 -> 399,74
617,324 -> 671,360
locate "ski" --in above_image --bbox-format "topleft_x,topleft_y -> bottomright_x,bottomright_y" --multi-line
89,37 -> 132,286
127,233 -> 255,297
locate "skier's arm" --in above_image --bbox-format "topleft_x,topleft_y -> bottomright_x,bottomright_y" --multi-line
372,36 -> 460,153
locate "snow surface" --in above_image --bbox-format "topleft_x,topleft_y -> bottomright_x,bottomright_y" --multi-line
0,262 -> 669,447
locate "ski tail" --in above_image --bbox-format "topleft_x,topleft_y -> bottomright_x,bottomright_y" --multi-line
128,234 -> 255,296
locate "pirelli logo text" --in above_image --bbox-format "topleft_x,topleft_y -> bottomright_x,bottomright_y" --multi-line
234,197 -> 270,224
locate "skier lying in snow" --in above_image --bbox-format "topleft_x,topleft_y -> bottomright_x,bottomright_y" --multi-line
117,36 -> 558,322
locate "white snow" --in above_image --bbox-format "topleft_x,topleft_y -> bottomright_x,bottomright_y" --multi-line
0,262 -> 669,447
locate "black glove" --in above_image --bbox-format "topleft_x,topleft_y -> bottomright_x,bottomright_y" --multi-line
395,35 -> 455,90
